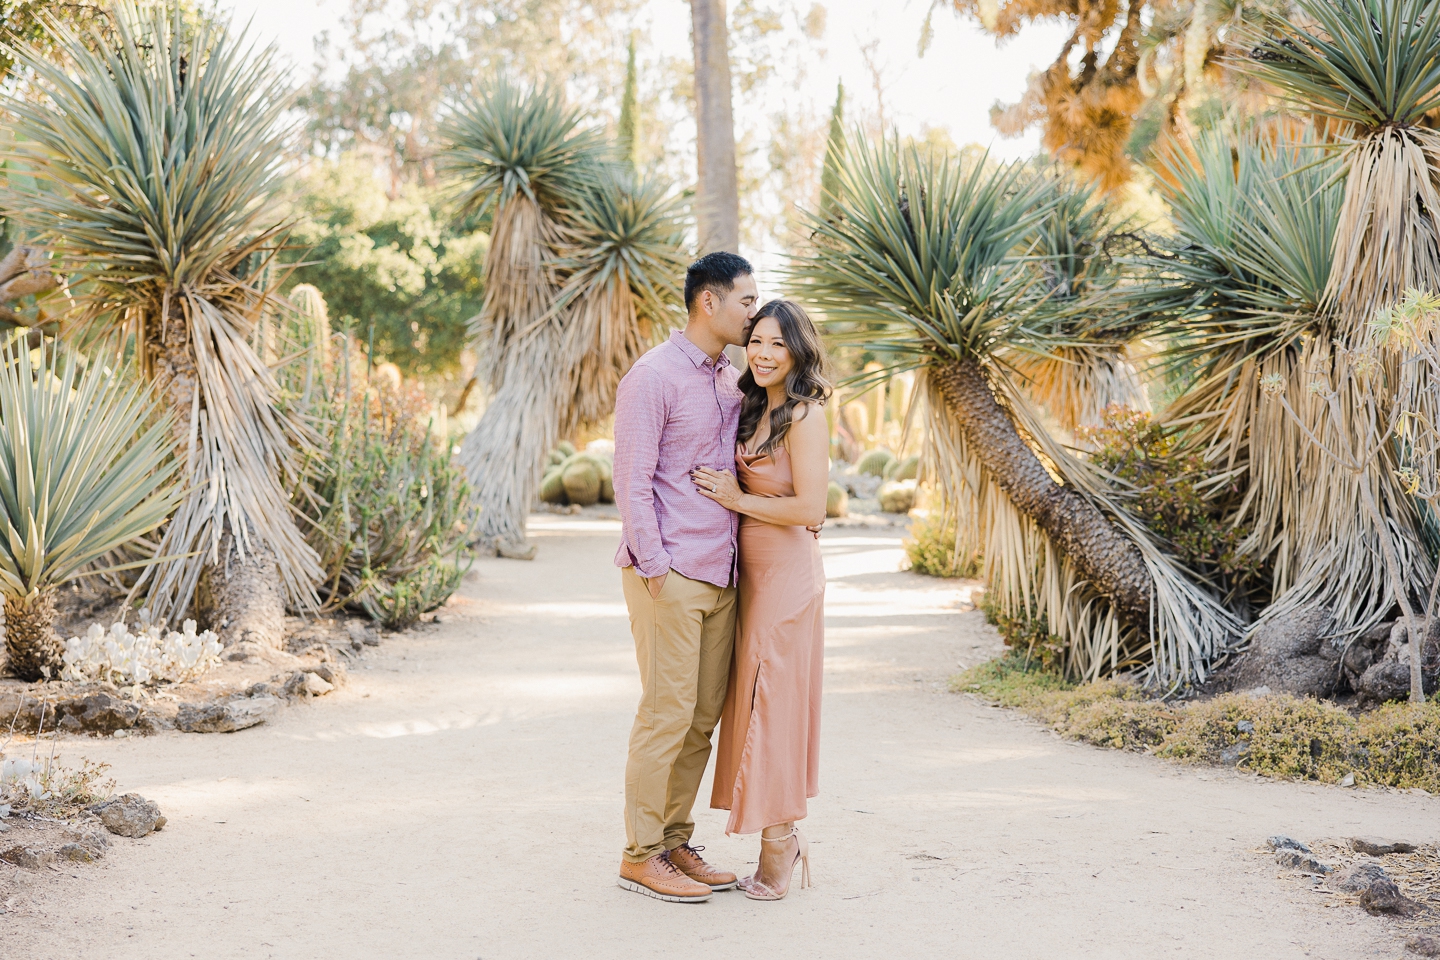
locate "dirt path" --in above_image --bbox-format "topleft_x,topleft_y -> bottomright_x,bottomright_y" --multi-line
2,516 -> 1434,959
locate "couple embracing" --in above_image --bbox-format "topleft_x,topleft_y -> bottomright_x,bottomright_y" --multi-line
612,252 -> 831,904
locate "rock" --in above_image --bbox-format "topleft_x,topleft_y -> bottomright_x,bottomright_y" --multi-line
1359,877 -> 1421,916
58,842 -> 101,863
1219,743 -> 1248,765
1339,772 -> 1356,787
58,693 -> 141,735
1275,850 -> 1331,874
244,682 -> 282,699
308,661 -> 346,687
1340,621 -> 1394,690
1409,934 -> 1440,957
283,671 -> 333,698
1351,837 -> 1417,856
176,695 -> 280,733
0,845 -> 49,868
1332,863 -> 1390,893
346,621 -> 379,647
1233,605 -> 1340,698
1357,620 -> 1440,705
135,711 -> 176,734
1236,720 -> 1255,734
91,793 -> 166,838
1267,835 -> 1312,854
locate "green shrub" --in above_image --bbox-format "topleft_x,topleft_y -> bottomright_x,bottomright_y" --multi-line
289,338 -> 478,630
955,656 -> 1440,790
856,448 -> 895,477
1080,407 -> 1261,590
904,513 -> 979,579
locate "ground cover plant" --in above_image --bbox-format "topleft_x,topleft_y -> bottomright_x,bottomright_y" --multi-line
954,655 -> 1440,793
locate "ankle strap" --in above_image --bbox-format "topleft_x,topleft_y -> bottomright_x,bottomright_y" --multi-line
760,828 -> 797,843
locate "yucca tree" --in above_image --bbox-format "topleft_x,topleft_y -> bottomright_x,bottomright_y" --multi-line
440,80 -> 687,555
1,2 -> 323,645
794,134 -> 1239,684
0,343 -> 182,681
1241,0 -> 1440,320
1137,129 -> 1431,638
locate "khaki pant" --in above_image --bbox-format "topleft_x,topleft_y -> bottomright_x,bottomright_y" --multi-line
620,566 -> 736,863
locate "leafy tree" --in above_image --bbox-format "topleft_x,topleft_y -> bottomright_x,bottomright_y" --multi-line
927,0 -> 1291,189
283,156 -> 486,379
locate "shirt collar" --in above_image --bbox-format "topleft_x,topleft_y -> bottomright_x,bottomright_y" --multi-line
671,329 -> 730,371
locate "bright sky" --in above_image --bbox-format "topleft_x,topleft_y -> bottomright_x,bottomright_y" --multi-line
219,0 -> 1068,160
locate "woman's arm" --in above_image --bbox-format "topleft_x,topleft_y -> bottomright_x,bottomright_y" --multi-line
692,404 -> 829,527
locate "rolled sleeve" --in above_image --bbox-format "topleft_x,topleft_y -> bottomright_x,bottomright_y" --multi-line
613,365 -> 672,578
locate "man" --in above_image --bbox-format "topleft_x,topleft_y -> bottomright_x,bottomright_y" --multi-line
612,252 -> 757,903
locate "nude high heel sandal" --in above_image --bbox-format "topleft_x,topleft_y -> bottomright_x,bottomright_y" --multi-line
744,827 -> 811,901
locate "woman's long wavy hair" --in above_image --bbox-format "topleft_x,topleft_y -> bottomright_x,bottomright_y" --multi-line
737,299 -> 833,456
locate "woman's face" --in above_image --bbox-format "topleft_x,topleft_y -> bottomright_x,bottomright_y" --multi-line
746,315 -> 793,389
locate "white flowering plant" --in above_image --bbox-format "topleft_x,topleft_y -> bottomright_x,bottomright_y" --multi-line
60,617 -> 222,686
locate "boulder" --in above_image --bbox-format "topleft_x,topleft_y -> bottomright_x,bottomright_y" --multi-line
1275,850 -> 1331,874
308,661 -> 347,687
1266,836 -> 1311,854
91,793 -> 166,838
0,845 -> 49,869
176,695 -> 279,733
283,671 -> 333,698
1409,934 -> 1440,957
1350,837 -> 1417,856
1233,605 -> 1340,698
57,693 -> 141,735
1360,877 -> 1421,916
1356,619 -> 1440,705
1332,863 -> 1390,893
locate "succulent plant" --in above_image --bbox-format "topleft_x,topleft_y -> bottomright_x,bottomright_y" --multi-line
826,481 -> 849,518
539,467 -> 569,504
885,454 -> 920,482
856,448 -> 896,478
561,455 -> 602,506
878,479 -> 917,514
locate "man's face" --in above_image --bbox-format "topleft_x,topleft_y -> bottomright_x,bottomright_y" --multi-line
703,272 -> 759,347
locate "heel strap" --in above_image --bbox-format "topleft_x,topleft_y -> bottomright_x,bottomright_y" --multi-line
760,828 -> 798,844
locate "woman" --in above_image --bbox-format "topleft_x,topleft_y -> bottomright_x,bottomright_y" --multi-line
691,299 -> 831,902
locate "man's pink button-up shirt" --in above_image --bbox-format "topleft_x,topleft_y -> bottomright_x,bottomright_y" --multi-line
612,331 -> 742,588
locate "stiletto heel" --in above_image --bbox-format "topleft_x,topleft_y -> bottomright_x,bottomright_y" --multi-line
744,827 -> 809,901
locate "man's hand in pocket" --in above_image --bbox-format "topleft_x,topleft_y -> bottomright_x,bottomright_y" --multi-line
646,572 -> 668,599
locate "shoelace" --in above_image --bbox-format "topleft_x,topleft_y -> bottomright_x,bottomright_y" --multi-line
656,850 -> 687,877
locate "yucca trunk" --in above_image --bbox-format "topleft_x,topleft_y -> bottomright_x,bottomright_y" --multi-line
460,348 -> 565,557
3,591 -> 62,682
690,0 -> 739,254
194,522 -> 286,648
930,356 -> 1153,630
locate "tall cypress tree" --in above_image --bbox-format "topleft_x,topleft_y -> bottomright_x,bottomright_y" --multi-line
618,34 -> 639,170
819,80 -> 845,220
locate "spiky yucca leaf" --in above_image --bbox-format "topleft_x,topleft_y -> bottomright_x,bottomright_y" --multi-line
1242,0 -> 1440,319
0,342 -> 182,679
552,172 -> 689,431
793,132 -> 1240,685
1,1 -> 323,625
1144,127 -> 1430,639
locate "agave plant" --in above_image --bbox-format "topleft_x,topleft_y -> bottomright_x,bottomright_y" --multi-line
439,80 -> 687,555
0,343 -> 181,681
794,133 -> 1240,685
1,2 -> 323,644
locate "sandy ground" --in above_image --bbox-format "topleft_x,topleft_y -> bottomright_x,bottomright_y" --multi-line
1,515 -> 1436,959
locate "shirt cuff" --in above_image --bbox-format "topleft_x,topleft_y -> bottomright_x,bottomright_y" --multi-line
634,555 -> 673,579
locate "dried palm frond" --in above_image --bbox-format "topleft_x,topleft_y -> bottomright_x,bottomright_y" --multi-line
0,1 -> 323,625
793,132 -> 1240,685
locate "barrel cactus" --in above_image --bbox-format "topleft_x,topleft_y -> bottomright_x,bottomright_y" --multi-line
885,454 -> 920,482
857,448 -> 895,477
539,467 -> 568,504
826,481 -> 848,518
561,455 -> 603,506
878,479 -> 916,514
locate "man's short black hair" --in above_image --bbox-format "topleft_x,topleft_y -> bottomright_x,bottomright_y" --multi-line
684,251 -> 754,312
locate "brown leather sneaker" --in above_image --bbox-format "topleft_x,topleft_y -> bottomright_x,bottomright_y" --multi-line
618,852 -> 714,903
668,842 -> 738,891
